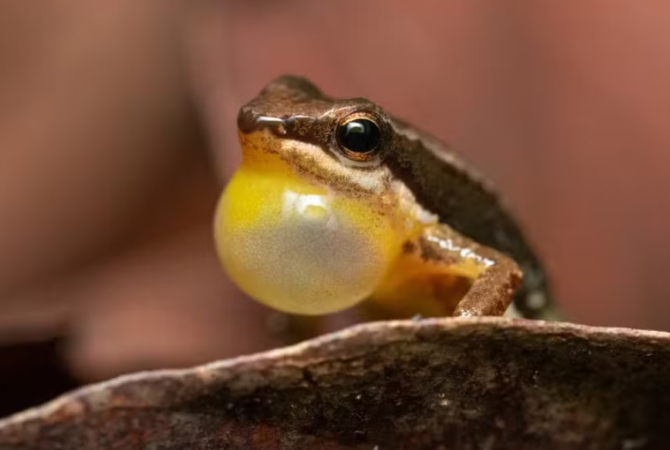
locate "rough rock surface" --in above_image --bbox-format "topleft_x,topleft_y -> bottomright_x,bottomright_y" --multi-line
0,317 -> 669,450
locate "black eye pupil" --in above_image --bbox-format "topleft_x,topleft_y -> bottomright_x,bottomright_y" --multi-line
337,119 -> 381,154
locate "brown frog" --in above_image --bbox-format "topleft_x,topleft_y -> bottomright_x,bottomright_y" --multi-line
214,75 -> 559,320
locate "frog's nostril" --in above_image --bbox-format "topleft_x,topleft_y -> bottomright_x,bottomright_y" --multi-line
255,115 -> 286,131
236,107 -> 287,135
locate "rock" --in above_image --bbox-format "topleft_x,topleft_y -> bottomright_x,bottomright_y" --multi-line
0,317 -> 669,450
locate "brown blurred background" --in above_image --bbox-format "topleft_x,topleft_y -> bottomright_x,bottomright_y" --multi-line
2,0 -> 670,416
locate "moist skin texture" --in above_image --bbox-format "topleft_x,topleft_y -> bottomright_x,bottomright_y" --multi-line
215,75 -> 557,319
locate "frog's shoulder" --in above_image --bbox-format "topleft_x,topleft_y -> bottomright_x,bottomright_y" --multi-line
384,114 -> 495,221
384,114 -> 553,318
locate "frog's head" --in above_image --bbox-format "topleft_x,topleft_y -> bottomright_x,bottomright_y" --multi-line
214,76 -> 435,315
236,75 -> 393,195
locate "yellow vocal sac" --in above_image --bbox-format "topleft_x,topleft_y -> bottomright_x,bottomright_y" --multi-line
214,153 -> 403,315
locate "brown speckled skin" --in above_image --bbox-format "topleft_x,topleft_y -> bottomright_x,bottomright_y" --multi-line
237,75 -> 555,319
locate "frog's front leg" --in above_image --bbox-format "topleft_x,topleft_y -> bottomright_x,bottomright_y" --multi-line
370,224 -> 522,318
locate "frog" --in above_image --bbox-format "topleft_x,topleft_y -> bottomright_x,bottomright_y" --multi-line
214,75 -> 560,321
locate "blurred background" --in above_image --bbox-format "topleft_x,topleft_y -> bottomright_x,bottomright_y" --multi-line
2,0 -> 670,417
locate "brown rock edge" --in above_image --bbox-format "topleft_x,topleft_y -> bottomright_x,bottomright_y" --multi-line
0,317 -> 669,450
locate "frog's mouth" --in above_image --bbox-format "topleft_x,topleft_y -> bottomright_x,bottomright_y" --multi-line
213,132 -> 405,315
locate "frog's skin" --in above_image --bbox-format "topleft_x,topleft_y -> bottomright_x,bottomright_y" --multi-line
215,75 -> 558,320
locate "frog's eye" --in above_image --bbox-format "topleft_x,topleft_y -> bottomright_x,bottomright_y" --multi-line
336,116 -> 381,161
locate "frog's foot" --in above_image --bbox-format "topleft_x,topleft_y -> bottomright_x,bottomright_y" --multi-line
370,224 -> 522,318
